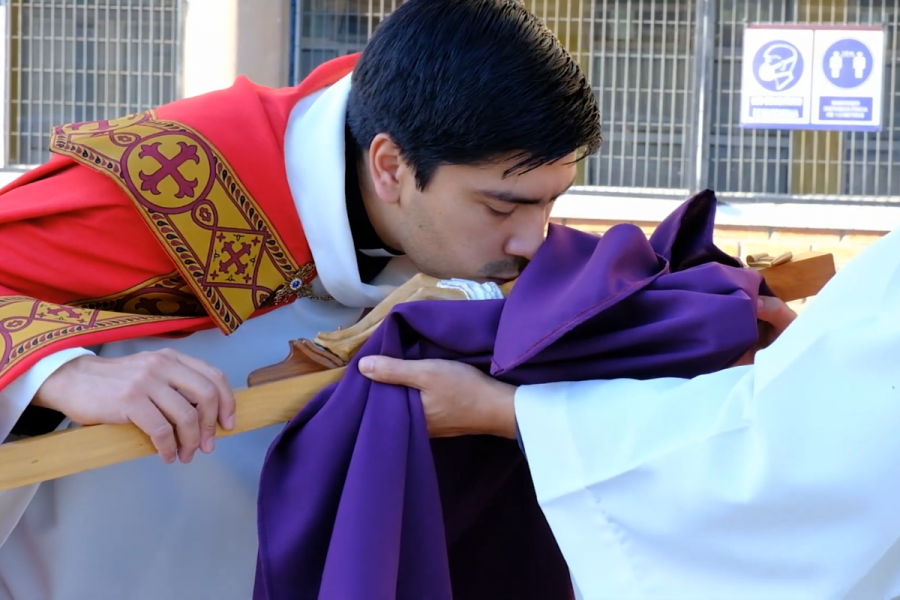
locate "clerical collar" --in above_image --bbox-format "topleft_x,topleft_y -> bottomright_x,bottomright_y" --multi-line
344,125 -> 404,283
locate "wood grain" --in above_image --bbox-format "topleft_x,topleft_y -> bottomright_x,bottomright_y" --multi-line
758,252 -> 836,303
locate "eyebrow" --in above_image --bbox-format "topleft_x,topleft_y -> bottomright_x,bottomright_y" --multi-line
477,175 -> 577,205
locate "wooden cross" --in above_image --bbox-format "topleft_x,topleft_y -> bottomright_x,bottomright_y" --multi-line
0,251 -> 836,491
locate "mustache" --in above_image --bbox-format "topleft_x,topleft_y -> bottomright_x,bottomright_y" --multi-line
477,257 -> 530,279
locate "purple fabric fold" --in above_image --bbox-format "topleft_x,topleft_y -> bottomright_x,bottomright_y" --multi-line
254,189 -> 766,599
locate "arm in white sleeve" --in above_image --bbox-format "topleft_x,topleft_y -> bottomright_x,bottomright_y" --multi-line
515,227 -> 900,600
0,347 -> 94,547
0,347 -> 95,442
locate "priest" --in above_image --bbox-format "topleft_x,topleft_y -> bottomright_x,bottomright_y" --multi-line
0,1 -> 603,598
361,221 -> 900,597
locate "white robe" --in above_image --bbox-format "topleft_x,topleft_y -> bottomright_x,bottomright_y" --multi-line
0,73 -> 417,600
516,224 -> 900,599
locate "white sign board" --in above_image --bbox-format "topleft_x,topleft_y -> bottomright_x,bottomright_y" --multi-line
740,24 -> 885,132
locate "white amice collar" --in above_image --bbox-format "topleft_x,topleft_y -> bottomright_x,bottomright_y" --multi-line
283,73 -> 402,308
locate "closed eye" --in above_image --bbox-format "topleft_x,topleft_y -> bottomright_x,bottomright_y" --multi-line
486,204 -> 514,217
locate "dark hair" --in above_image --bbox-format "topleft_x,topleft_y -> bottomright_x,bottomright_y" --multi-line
346,0 -> 601,190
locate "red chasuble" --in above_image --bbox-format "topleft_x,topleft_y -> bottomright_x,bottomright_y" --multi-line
0,54 -> 359,392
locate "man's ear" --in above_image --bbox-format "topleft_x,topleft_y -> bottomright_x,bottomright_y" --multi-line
367,133 -> 404,205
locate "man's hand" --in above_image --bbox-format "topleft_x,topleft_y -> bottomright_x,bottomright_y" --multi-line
33,349 -> 236,464
358,357 -> 518,439
357,296 -> 797,436
734,295 -> 799,366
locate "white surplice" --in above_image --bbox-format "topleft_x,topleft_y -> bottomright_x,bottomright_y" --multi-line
0,73 -> 420,600
516,225 -> 900,599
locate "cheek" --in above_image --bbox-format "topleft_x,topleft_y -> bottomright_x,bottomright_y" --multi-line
431,203 -> 486,243
414,198 -> 508,266
458,210 -> 504,243
470,222 -> 513,260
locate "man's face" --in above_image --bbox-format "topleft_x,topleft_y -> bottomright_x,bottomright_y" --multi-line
368,143 -> 577,283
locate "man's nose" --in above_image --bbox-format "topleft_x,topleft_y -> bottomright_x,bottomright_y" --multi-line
505,218 -> 548,261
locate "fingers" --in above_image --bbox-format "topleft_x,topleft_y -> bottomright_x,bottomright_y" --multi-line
359,356 -> 518,439
166,349 -> 237,432
149,384 -> 203,463
358,356 -> 431,390
128,398 -> 179,465
156,350 -> 234,455
757,296 -> 798,332
128,349 -> 234,463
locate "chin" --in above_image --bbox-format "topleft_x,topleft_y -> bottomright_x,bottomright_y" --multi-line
409,261 -> 459,281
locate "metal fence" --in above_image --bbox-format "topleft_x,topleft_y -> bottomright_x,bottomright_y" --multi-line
290,0 -> 900,201
0,0 -> 182,167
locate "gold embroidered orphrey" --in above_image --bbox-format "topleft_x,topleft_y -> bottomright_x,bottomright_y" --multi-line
69,271 -> 205,317
0,295 -> 190,381
50,111 -> 326,333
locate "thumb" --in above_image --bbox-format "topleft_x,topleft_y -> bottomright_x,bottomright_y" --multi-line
358,355 -> 427,389
756,295 -> 797,331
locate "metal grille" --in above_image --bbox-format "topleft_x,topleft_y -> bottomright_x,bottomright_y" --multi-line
289,0 -> 695,190
710,0 -> 900,197
290,0 -> 393,83
577,0 -> 696,189
5,0 -> 182,166
290,0 -> 899,199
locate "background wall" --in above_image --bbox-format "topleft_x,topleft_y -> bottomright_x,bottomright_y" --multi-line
0,0 -> 894,279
